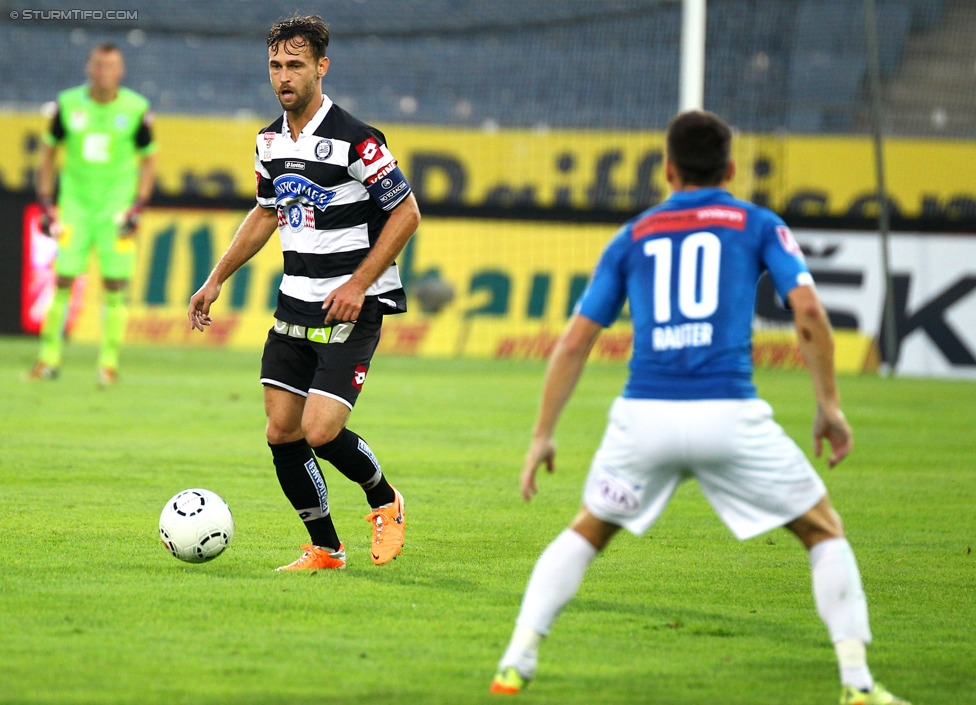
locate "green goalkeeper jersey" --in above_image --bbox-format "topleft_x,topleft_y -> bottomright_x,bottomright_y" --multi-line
44,84 -> 155,210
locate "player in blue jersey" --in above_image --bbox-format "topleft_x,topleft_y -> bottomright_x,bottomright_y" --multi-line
491,111 -> 909,705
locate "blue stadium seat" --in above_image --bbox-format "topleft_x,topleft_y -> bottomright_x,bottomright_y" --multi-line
0,0 -> 948,134
909,0 -> 945,31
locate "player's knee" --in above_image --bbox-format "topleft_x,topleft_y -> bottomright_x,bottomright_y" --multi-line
788,500 -> 845,548
570,507 -> 620,551
265,420 -> 302,446
302,421 -> 343,448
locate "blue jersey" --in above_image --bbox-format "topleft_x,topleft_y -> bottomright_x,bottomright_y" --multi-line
577,188 -> 812,400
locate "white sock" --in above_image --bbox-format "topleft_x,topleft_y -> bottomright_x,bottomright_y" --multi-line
498,624 -> 543,678
809,538 -> 874,690
499,529 -> 598,677
835,639 -> 874,693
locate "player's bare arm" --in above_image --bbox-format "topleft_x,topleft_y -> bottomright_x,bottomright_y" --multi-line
115,152 -> 157,241
36,142 -> 58,204
788,283 -> 852,467
322,192 -> 421,324
35,143 -> 61,237
135,152 -> 157,206
521,314 -> 603,501
188,206 -> 278,331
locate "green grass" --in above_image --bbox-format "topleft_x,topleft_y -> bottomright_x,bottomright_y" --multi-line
0,335 -> 973,704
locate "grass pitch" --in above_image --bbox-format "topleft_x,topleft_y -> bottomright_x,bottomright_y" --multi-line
0,335 -> 973,704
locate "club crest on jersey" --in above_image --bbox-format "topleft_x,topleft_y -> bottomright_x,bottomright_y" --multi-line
279,203 -> 315,231
273,173 -> 337,210
69,110 -> 87,130
314,139 -> 333,160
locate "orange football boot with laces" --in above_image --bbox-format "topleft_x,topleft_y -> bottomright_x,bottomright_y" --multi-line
365,487 -> 404,565
274,543 -> 346,571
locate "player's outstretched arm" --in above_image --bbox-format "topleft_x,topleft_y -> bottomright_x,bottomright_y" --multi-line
788,284 -> 853,467
188,206 -> 278,331
521,314 -> 603,500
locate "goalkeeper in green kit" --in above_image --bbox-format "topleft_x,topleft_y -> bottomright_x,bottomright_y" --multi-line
30,43 -> 156,385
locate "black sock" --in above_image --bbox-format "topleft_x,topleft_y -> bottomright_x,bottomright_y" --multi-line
268,439 -> 340,550
313,428 -> 395,508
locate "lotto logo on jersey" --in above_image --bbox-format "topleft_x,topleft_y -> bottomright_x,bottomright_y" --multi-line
355,137 -> 383,166
351,364 -> 368,391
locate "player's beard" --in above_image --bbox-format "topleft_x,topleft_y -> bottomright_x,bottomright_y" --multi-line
276,79 -> 317,114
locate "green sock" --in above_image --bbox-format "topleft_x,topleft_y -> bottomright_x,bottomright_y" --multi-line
38,286 -> 71,367
99,289 -> 128,371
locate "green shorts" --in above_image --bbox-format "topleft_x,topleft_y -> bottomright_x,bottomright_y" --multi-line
55,199 -> 136,280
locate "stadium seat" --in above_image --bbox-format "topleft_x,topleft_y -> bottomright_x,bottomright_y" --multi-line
0,0 -> 951,134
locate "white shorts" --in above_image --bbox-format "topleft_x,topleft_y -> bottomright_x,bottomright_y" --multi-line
583,397 -> 827,540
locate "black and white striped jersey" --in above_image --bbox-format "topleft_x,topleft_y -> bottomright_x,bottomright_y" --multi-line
255,95 -> 412,327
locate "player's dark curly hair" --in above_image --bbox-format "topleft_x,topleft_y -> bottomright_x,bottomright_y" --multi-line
666,110 -> 732,186
267,15 -> 330,60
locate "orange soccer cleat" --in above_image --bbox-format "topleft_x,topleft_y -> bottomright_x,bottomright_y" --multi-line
274,543 -> 346,571
365,487 -> 405,565
27,362 -> 59,381
490,667 -> 530,695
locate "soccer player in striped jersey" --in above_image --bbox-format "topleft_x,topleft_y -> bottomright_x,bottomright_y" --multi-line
491,111 -> 908,705
188,15 -> 420,571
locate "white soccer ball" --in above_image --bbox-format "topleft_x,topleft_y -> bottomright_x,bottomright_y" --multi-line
159,488 -> 234,563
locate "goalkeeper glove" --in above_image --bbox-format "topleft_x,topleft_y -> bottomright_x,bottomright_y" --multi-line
117,200 -> 145,238
38,198 -> 60,238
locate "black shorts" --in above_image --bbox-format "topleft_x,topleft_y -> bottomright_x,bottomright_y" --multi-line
260,317 -> 382,409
